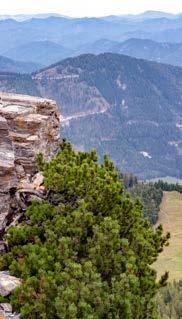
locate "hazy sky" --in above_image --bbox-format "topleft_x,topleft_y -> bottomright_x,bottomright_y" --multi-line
1,0 -> 182,17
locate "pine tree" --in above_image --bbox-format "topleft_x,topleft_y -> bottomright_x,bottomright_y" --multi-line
0,140 -> 170,319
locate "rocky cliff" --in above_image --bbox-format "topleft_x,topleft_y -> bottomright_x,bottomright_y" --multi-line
0,92 -> 60,235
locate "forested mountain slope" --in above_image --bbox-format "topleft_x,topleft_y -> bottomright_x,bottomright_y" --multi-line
0,72 -> 40,96
73,38 -> 182,68
0,53 -> 182,179
110,39 -> 182,67
33,53 -> 182,179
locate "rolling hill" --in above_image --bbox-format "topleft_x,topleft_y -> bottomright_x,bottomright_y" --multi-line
0,55 -> 41,73
1,13 -> 182,68
112,39 -> 182,67
5,36 -> 182,69
102,11 -> 181,21
4,41 -> 73,66
1,14 -> 182,55
76,38 -> 182,67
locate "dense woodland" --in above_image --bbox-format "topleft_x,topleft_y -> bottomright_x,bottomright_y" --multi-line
0,140 -> 170,318
128,183 -> 163,225
0,72 -> 40,96
118,172 -> 163,225
52,53 -> 182,179
154,180 -> 182,193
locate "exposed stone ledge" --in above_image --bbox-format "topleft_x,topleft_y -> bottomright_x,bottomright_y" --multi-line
0,92 -> 60,233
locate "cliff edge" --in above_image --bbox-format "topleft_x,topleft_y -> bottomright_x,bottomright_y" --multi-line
0,92 -> 60,235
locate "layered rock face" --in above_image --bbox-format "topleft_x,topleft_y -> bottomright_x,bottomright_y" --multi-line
0,92 -> 60,232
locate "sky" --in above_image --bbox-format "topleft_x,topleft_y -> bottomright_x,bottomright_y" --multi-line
0,0 -> 182,17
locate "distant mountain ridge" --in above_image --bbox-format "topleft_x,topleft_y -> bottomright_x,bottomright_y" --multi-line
0,12 -> 182,69
0,13 -> 70,21
0,53 -> 181,179
3,36 -> 182,69
4,41 -> 73,66
0,55 -> 41,73
0,13 -> 182,54
74,38 -> 182,67
111,38 -> 182,67
0,11 -> 181,21
0,12 -> 181,179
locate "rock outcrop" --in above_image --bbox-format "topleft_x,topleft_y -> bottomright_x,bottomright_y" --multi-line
0,272 -> 21,297
0,92 -> 60,234
0,303 -> 20,319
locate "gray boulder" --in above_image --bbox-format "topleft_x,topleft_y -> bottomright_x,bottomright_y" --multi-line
0,271 -> 21,296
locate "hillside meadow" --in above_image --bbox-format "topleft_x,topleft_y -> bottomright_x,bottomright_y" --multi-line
154,191 -> 182,281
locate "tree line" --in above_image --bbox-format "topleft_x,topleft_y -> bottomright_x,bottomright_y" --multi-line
154,180 -> 182,193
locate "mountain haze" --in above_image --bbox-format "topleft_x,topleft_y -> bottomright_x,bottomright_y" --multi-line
1,14 -> 182,53
112,39 -> 182,67
1,13 -> 182,69
0,55 -> 41,73
5,41 -> 73,66
75,38 -> 182,67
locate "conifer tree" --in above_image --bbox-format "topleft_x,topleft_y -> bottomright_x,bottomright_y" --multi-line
0,140 -> 170,319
